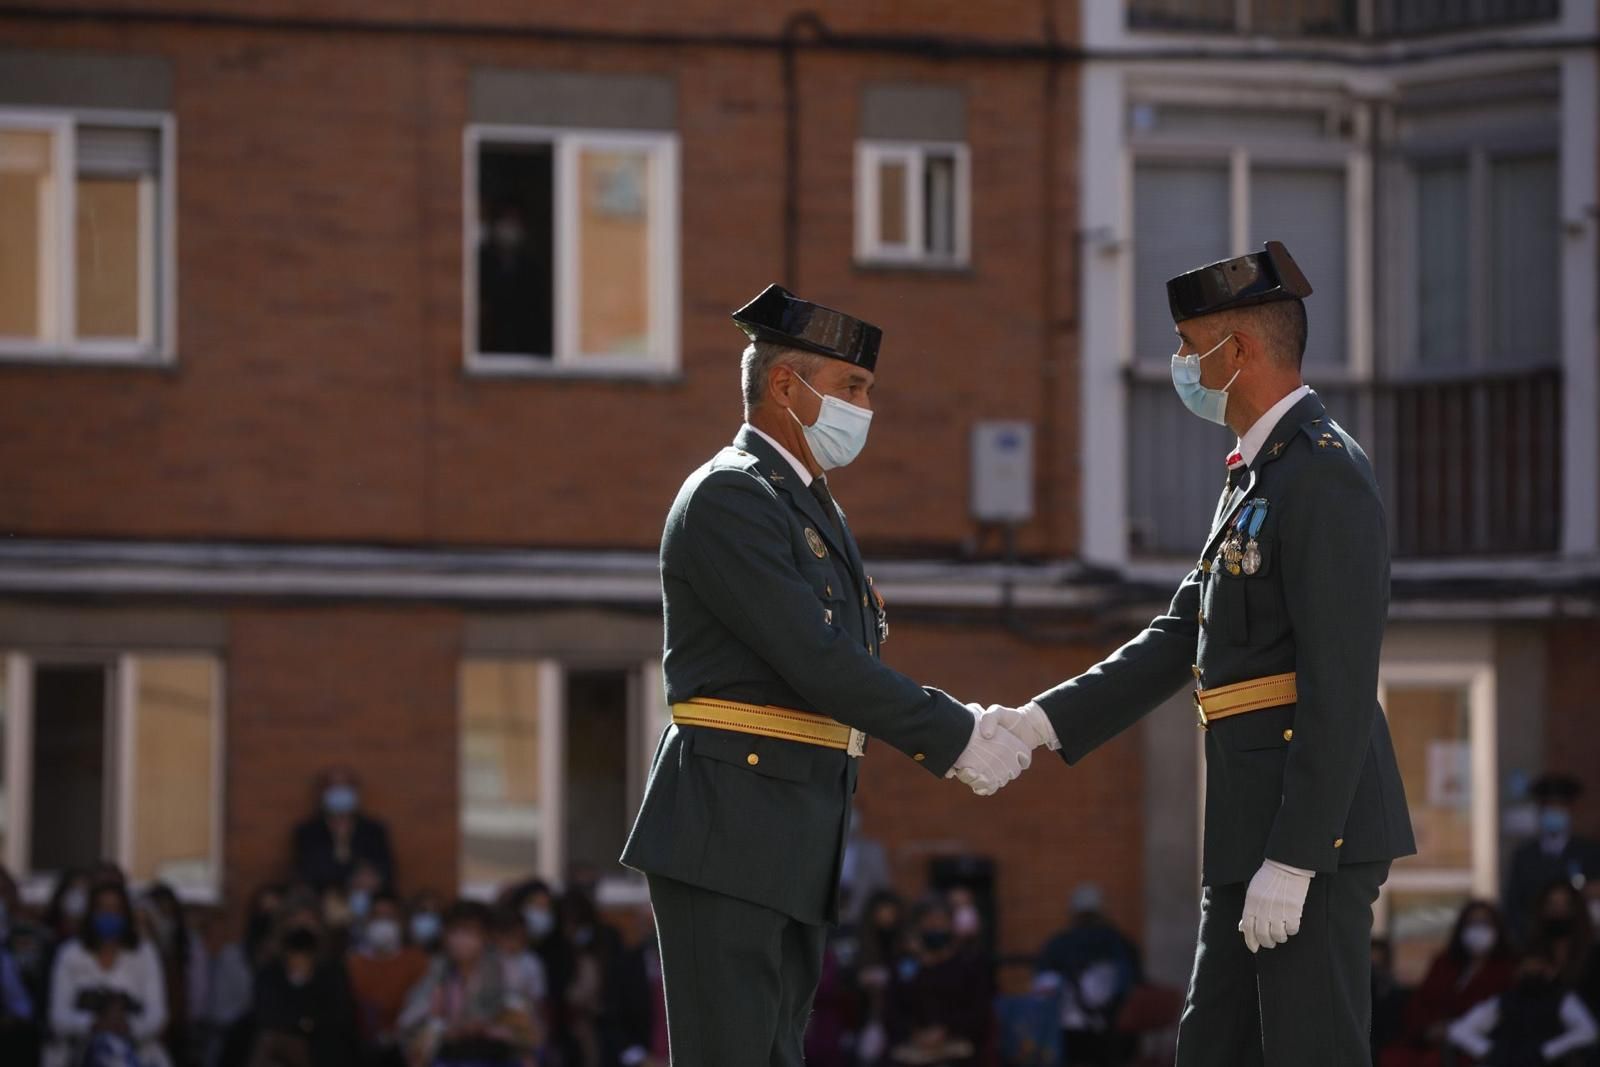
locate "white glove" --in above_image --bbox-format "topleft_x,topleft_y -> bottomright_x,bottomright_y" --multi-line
1238,859 -> 1313,953
980,701 -> 1060,751
946,704 -> 1033,795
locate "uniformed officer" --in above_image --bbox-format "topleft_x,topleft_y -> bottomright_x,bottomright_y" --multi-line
985,242 -> 1417,1066
620,284 -> 1032,1066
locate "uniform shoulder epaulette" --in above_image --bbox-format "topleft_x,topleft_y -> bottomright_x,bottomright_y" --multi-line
710,446 -> 764,472
1297,417 -> 1347,454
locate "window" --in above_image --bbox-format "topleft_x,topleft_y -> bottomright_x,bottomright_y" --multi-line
465,126 -> 679,375
458,657 -> 664,895
1375,662 -> 1498,985
0,111 -> 173,362
855,141 -> 970,267
1,652 -> 222,898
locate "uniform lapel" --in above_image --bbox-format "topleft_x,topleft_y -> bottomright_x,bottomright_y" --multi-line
1199,391 -> 1327,559
733,427 -> 853,563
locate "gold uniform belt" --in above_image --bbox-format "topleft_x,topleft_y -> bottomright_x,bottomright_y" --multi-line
1194,671 -> 1298,729
672,697 -> 867,757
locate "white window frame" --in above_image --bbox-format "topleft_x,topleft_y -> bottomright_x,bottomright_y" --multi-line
1372,658 -> 1499,938
0,107 -> 176,365
458,656 -> 663,900
854,139 -> 971,268
1124,89 -> 1371,382
462,124 -> 680,379
3,650 -> 225,904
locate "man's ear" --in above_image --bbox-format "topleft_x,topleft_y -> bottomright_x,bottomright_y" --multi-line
769,362 -> 794,407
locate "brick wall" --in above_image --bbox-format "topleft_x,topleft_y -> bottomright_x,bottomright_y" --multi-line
0,7 -> 1081,558
1542,619 -> 1600,837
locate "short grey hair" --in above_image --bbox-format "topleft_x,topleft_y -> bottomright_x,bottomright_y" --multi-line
741,341 -> 826,417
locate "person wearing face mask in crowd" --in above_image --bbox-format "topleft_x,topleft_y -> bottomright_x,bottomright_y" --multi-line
46,879 -> 171,1067
982,242 -> 1415,1067
488,908 -> 548,1024
207,883 -> 286,1067
45,870 -> 95,970
1506,776 -> 1600,949
248,903 -> 360,1067
293,767 -> 395,895
1034,884 -> 1143,1067
882,896 -> 987,1067
142,882 -> 208,1067
620,284 -> 1029,1067
398,900 -> 539,1067
348,892 -> 432,1067
1449,882 -> 1599,1067
850,890 -> 908,1066
406,894 -> 445,957
1381,901 -> 1518,1067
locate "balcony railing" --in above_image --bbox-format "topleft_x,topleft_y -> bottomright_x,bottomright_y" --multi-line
1126,368 -> 1562,559
1127,0 -> 1559,38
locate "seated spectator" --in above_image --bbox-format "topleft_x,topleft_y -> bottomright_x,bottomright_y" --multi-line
45,869 -> 94,952
1381,901 -> 1518,1067
248,900 -> 360,1067
407,893 -> 445,957
499,882 -> 567,1032
293,767 -> 395,893
883,895 -> 987,1067
46,878 -> 171,1067
398,900 -> 538,1067
1035,883 -> 1143,1066
348,892 -> 432,1067
143,881 -> 208,1067
1504,775 -> 1600,948
558,888 -> 620,1067
604,900 -> 665,1067
1449,881 -> 1599,1066
853,889 -> 907,1066
488,906 -> 548,1012
1447,956 -> 1598,1064
207,882 -> 286,1067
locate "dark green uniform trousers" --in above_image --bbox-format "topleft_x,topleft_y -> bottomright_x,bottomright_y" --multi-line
648,874 -> 827,1066
1176,861 -> 1389,1067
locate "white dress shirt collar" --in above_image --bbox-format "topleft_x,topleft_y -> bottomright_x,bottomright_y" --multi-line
1236,384 -> 1313,468
746,424 -> 814,487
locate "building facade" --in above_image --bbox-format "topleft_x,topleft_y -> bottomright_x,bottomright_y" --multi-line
0,0 -> 1595,988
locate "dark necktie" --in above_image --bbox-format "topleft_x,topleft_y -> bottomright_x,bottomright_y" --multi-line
811,478 -> 841,533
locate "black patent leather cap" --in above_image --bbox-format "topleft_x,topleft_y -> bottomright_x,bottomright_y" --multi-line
731,284 -> 882,372
1166,240 -> 1313,323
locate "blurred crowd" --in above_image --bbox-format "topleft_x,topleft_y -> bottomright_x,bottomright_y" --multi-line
1,770 -> 1597,1067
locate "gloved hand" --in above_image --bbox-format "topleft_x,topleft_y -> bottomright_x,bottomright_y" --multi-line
980,702 -> 1061,751
1238,859 -> 1314,953
946,704 -> 1033,796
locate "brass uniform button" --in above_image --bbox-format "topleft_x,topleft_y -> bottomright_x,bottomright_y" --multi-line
913,753 -> 926,762
1191,664 -> 1203,681
1199,559 -> 1211,573
1198,611 -> 1206,625
825,584 -> 832,597
746,753 -> 760,766
1282,729 -> 1294,742
1333,837 -> 1344,849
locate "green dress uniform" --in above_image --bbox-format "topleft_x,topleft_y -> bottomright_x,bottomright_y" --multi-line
1031,245 -> 1416,1067
620,287 -> 975,1066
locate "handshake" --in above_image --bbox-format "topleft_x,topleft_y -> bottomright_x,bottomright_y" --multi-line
944,702 -> 1060,796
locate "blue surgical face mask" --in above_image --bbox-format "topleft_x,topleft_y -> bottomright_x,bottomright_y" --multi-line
409,912 -> 441,945
523,906 -> 555,941
323,785 -> 359,816
92,912 -> 128,943
789,375 -> 873,471
1170,333 -> 1240,426
1540,807 -> 1572,838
